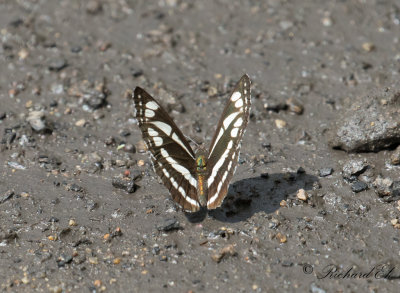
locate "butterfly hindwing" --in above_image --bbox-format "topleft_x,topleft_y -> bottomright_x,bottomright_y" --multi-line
133,87 -> 200,212
206,75 -> 251,209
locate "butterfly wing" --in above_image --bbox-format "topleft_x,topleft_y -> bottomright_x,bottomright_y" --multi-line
133,87 -> 200,212
206,75 -> 251,209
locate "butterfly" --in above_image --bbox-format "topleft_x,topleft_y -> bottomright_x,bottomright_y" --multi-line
133,74 -> 251,212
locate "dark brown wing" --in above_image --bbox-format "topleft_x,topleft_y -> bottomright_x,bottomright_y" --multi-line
206,75 -> 251,209
133,87 -> 200,212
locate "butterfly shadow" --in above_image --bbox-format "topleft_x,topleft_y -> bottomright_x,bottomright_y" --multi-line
203,172 -> 320,223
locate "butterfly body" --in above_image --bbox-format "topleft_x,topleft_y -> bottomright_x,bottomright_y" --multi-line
133,75 -> 251,212
195,148 -> 209,206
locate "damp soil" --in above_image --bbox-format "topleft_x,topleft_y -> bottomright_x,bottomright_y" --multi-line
1,1 -> 400,292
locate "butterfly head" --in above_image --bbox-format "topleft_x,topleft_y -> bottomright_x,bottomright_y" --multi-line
195,148 -> 209,173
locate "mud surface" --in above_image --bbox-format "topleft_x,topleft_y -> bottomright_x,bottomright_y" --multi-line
1,1 -> 400,292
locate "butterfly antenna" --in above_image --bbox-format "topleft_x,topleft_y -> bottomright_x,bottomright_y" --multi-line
185,135 -> 200,148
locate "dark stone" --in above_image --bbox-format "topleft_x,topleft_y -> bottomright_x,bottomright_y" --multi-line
105,136 -> 116,145
297,167 -> 306,174
1,129 -> 16,148
70,184 -> 83,192
0,229 -> 18,242
119,130 -> 131,137
71,46 -> 82,53
9,18 -> 23,28
57,254 -> 73,267
281,260 -> 294,267
49,100 -> 58,107
49,217 -> 59,223
131,69 -> 143,78
264,102 -> 287,113
261,142 -> 271,150
157,218 -> 181,232
351,180 -> 368,193
318,168 -> 333,177
112,177 -> 137,193
152,246 -> 160,255
72,239 -> 92,247
0,190 -> 14,204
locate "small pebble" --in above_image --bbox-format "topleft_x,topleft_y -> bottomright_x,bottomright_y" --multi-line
372,176 -> 393,197
157,218 -> 181,232
27,111 -> 46,132
319,168 -> 333,177
286,98 -> 304,114
211,244 -> 237,263
207,86 -> 218,97
351,180 -> 368,193
88,257 -> 99,264
113,258 -> 121,264
321,16 -> 333,27
123,143 -> 136,153
21,192 -> 30,198
390,146 -> 400,165
86,0 -> 102,14
297,189 -> 309,201
0,190 -> 14,204
136,140 -> 148,153
75,119 -> 87,127
342,159 -> 368,178
131,69 -> 143,78
112,177 -> 136,193
93,280 -> 102,287
18,48 -> 29,60
275,232 -> 287,243
275,119 -> 287,129
48,58 -> 67,71
362,42 -> 375,52
69,219 -> 77,226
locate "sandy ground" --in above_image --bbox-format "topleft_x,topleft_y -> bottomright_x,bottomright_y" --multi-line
1,0 -> 400,292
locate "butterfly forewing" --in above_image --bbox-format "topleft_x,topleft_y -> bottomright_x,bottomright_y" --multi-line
206,75 -> 251,209
133,87 -> 200,212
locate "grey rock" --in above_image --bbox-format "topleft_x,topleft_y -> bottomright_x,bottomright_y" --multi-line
342,159 -> 368,178
0,190 -> 14,204
112,177 -> 136,193
318,167 -> 333,177
390,145 -> 400,165
351,180 -> 368,193
372,176 -> 393,197
48,58 -> 67,71
84,91 -> 107,109
329,86 -> 400,152
157,218 -> 181,232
